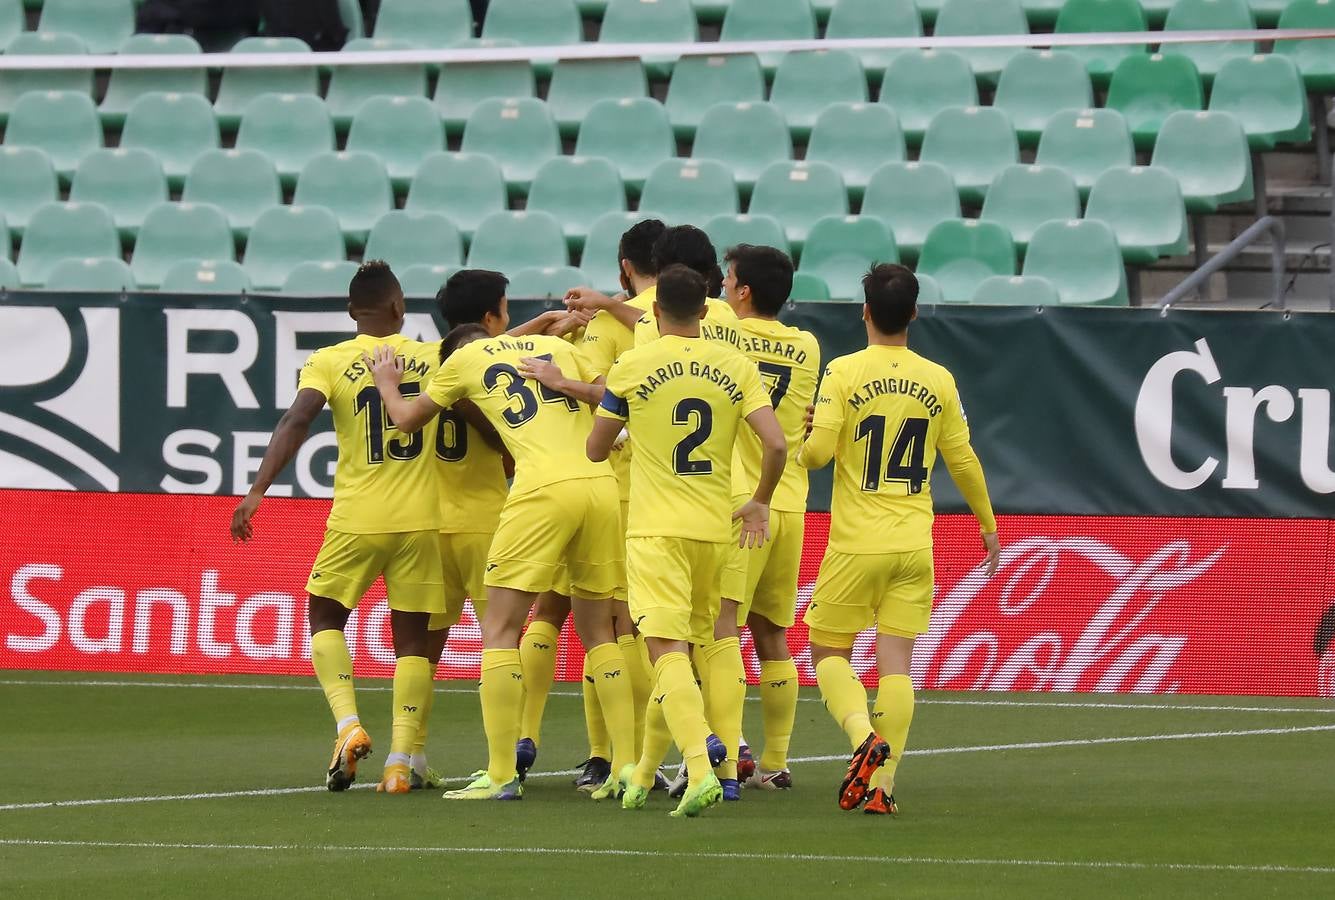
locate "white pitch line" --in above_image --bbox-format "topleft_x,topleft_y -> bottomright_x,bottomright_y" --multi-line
3,724 -> 1332,813
0,838 -> 1331,877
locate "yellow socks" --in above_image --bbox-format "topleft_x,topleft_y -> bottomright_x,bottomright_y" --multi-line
758,658 -> 799,772
582,654 -> 611,761
815,655 -> 872,752
389,655 -> 431,769
654,651 -> 713,787
479,648 -> 523,784
701,637 -> 746,781
311,629 -> 358,732
410,660 -> 438,768
632,689 -> 673,790
870,674 -> 915,790
619,633 -> 651,756
586,641 -> 636,775
519,621 -> 560,745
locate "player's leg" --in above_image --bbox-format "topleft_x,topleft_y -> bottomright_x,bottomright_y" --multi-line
612,497 -> 653,760
518,589 -> 569,778
410,620 -> 449,789
411,531 -> 474,789
746,510 -> 804,789
703,518 -> 749,798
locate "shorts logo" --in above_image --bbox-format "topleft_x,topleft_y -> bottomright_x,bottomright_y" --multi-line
652,693 -> 666,705
585,675 -> 595,684
312,573 -> 322,579
633,616 -> 646,626
768,679 -> 789,688
511,672 -> 523,681
604,669 -> 622,679
486,563 -> 499,572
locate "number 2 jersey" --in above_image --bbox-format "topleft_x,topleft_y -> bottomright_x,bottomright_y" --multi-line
798,344 -> 996,554
297,333 -> 442,534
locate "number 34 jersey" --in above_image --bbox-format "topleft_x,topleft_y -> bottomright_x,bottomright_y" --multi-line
298,333 -> 443,535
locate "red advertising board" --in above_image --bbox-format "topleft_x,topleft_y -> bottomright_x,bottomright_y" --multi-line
3,490 -> 1332,697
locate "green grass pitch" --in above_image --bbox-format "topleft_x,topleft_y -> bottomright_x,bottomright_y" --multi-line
1,671 -> 1333,898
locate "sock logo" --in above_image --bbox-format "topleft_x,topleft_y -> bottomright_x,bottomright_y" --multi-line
338,674 -> 351,681
511,672 -> 523,680
311,572 -> 322,579
768,679 -> 790,688
531,642 -> 551,650
870,711 -> 884,720
603,669 -> 622,679
486,563 -> 499,572
633,615 -> 646,626
652,693 -> 666,705
736,677 -> 746,685
402,705 -> 418,713
584,674 -> 595,683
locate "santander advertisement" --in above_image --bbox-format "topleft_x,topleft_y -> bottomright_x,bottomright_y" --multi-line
2,489 -> 1332,697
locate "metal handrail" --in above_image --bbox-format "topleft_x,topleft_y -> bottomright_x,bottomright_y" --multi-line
1158,216 -> 1286,310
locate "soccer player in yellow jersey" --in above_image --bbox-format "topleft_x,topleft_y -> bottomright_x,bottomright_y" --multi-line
798,264 -> 1001,815
367,328 -> 632,802
229,261 -> 445,795
586,265 -> 787,817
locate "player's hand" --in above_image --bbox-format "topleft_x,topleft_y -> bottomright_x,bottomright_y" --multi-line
230,493 -> 260,543
981,531 -> 1001,577
611,427 -> 630,452
518,356 -> 564,389
733,499 -> 771,549
363,345 -> 403,388
803,404 -> 815,439
564,287 -> 617,312
542,308 -> 593,337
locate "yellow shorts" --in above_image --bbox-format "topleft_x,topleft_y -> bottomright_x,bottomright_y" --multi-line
430,531 -> 492,630
306,529 -> 445,614
803,548 -> 934,640
721,505 -> 804,629
626,536 -> 728,645
485,476 -> 622,600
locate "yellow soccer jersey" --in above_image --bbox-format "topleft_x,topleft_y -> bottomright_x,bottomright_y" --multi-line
600,335 -> 770,542
798,345 -> 995,554
426,334 -> 611,495
633,296 -> 742,350
729,317 -> 821,513
434,409 -> 507,535
297,333 -> 441,534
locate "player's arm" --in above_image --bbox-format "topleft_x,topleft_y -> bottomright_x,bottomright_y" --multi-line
734,405 -> 786,548
938,385 -> 1001,576
230,388 -> 325,542
586,414 -> 624,463
365,345 -> 443,434
508,308 -> 592,338
517,356 -> 604,407
453,398 -> 506,455
796,366 -> 844,470
566,287 -> 643,331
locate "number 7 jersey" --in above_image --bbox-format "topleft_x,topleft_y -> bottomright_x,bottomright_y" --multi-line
297,332 -> 443,534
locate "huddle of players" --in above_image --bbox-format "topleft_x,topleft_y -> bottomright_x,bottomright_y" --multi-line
231,218 -> 1001,818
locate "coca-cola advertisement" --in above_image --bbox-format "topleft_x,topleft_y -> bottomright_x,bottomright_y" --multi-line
1,489 -> 1331,698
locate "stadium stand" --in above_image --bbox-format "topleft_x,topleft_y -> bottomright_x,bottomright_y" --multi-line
527,156 -> 627,251
212,37 -> 318,130
980,164 -> 1083,253
345,96 -> 446,190
574,98 -> 674,196
769,50 -> 869,138
460,97 -> 560,195
398,263 -> 459,298
750,160 -> 849,250
404,152 -> 507,244
130,202 -> 236,289
508,265 -> 590,299
466,210 -> 568,271
0,146 -> 59,236
16,201 -> 119,286
992,50 -> 1095,146
282,260 -> 361,296
797,216 -> 899,301
1022,219 -> 1130,305
692,102 -> 793,194
805,103 -> 906,201
242,206 -> 346,291
861,161 -> 962,264
917,219 -> 1018,302
68,147 -> 167,241
182,149 -> 282,240
99,33 -> 206,127
234,94 -> 334,189
158,259 -> 252,294
434,56 -> 535,136
1034,108 -> 1137,199
1085,166 -> 1191,264
547,58 -> 648,138
665,53 -> 765,138
44,255 -> 135,291
640,159 -> 740,225
972,274 -> 1063,305
363,210 -> 465,274
878,50 -> 979,146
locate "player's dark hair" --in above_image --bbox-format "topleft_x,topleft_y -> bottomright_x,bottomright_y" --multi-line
439,323 -> 491,363
724,244 -> 794,316
863,263 -> 919,335
1316,603 -> 1335,658
348,259 -> 401,310
653,225 -> 723,296
436,269 -> 508,329
655,264 -> 708,323
618,218 -> 666,277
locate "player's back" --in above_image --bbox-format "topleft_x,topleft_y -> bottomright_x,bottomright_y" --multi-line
435,405 -> 508,533
633,297 -> 742,351
299,333 -> 441,534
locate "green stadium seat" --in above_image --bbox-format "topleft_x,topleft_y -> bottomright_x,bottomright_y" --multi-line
282,260 -> 360,296
1150,110 -> 1254,213
1022,0 -> 1067,27
979,164 -> 1081,253
4,90 -> 101,183
862,161 -> 961,263
119,92 -> 219,190
68,148 -> 168,241
748,160 -> 849,250
640,159 -> 740,225
600,0 -> 697,77
0,146 -> 59,236
159,259 -> 252,294
1106,53 -> 1204,150
373,0 -> 471,46
434,58 -> 534,136
398,263 -> 459,299
1249,0 -> 1289,27
527,156 -> 626,251
235,93 -> 334,189
467,210 -> 569,271
547,58 -> 648,139
406,152 -> 507,244
46,257 -> 136,292
797,215 -> 897,300
575,98 -> 674,196
690,0 -> 731,23
38,0 -> 132,53
805,104 -> 905,202
971,274 -> 1061,306
182,149 -> 281,240
917,219 -> 1017,303
877,50 -> 978,145
482,0 -> 582,71
665,54 -> 765,139
1034,108 -> 1135,199
1209,54 -> 1312,150
1022,218 -> 1129,305
825,0 -> 922,76
1085,166 -> 1189,264
915,272 -> 943,303
933,0 -> 1029,84
790,271 -> 832,301
916,0 -> 946,25
100,34 -> 206,127
346,96 -> 445,190
1054,0 -> 1148,88
242,206 -> 347,291
580,211 -> 656,293
1162,0 -> 1256,82
769,50 -> 868,138
1141,0 -> 1175,26
460,97 -> 560,195
363,210 -> 463,273
0,33 -> 91,125
1276,0 -> 1335,92
131,202 -> 235,289
327,38 -> 428,129
0,0 -> 21,50
339,0 -> 365,39
0,257 -> 20,290
17,201 -> 119,286
213,37 -> 317,130
720,0 -> 817,73
293,151 -> 394,248
509,265 -> 589,299
692,102 -> 793,194
0,213 -> 9,262
993,50 -> 1094,147
704,214 -> 790,264
919,107 -> 1020,205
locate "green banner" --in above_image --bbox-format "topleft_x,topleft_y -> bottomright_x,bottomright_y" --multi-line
1,293 -> 1332,517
